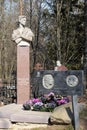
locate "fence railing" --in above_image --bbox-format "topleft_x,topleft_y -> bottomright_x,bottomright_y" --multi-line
0,85 -> 17,105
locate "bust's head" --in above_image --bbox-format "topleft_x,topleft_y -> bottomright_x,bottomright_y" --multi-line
56,60 -> 61,67
19,15 -> 26,26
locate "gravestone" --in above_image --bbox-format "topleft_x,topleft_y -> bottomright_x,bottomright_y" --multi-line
32,70 -> 84,130
12,15 -> 34,104
33,70 -> 84,96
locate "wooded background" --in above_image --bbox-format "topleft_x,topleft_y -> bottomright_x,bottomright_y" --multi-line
0,0 -> 86,84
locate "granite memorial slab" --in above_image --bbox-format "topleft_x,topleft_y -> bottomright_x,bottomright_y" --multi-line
33,70 -> 84,96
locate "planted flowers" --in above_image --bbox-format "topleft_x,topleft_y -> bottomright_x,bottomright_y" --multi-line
23,92 -> 69,112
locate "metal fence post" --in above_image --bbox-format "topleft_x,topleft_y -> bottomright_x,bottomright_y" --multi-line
72,95 -> 80,130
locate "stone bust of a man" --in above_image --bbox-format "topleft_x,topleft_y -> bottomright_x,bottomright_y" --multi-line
12,15 -> 34,46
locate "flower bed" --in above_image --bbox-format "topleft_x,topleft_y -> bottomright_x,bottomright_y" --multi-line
23,92 -> 69,112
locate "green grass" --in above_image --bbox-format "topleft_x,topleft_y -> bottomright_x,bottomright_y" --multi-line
65,124 -> 73,130
79,107 -> 87,118
31,124 -> 74,130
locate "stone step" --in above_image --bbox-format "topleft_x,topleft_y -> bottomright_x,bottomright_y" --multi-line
0,118 -> 11,129
10,111 -> 51,124
0,103 -> 22,119
0,104 -> 51,124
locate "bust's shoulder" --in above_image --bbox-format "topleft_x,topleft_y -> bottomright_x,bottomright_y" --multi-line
24,27 -> 31,33
13,28 -> 20,34
24,27 -> 31,30
24,27 -> 34,35
12,28 -> 21,41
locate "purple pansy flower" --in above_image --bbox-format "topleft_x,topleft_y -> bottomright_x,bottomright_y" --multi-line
32,98 -> 41,104
23,92 -> 69,111
57,99 -> 67,105
26,100 -> 33,105
48,92 -> 55,97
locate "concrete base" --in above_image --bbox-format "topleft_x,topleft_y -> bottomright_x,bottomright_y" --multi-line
0,118 -> 11,129
0,103 -> 86,128
0,104 -> 51,125
0,103 -> 22,118
10,111 -> 51,124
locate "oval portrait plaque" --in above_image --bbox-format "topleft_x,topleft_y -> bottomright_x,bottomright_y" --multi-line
66,75 -> 79,87
42,74 -> 54,89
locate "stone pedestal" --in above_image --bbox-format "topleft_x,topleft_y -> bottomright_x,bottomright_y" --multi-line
17,45 -> 30,104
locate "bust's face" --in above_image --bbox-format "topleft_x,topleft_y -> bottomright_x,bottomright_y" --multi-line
19,16 -> 26,26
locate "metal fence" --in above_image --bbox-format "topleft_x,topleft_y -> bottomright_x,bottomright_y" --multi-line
0,85 -> 17,105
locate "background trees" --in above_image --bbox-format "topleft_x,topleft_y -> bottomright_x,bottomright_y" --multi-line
0,0 -> 85,84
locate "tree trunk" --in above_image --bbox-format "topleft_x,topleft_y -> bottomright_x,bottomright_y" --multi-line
56,1 -> 62,61
30,0 -> 32,28
19,0 -> 23,15
33,0 -> 42,66
84,0 -> 87,88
